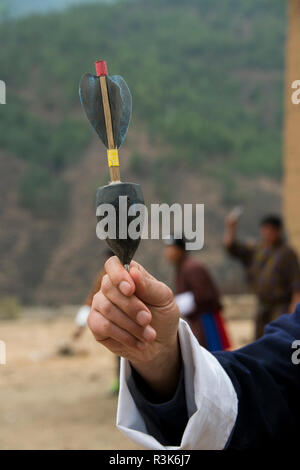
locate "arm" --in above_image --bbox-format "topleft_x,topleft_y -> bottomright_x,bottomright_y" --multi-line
117,318 -> 237,449
88,256 -> 237,449
119,309 -> 300,450
223,212 -> 239,249
223,214 -> 254,267
124,359 -> 188,447
88,257 -> 300,449
215,308 -> 300,449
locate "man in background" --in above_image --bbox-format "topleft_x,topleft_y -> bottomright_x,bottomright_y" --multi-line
164,236 -> 230,351
224,213 -> 300,338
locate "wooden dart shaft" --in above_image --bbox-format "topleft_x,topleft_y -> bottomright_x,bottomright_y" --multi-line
109,166 -> 120,181
99,76 -> 114,149
95,60 -> 120,183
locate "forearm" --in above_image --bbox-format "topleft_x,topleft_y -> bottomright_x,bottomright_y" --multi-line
223,225 -> 237,248
214,309 -> 300,449
130,336 -> 181,400
117,320 -> 238,450
127,360 -> 188,446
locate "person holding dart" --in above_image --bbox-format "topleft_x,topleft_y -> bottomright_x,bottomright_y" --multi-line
80,60 -> 300,450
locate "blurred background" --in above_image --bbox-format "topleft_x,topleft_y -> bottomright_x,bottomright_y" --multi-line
0,0 -> 298,450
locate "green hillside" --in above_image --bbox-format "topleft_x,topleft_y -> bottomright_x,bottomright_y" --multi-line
0,0 -> 286,217
0,0 -> 103,18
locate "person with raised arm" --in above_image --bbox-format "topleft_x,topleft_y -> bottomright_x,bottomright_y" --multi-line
224,213 -> 300,338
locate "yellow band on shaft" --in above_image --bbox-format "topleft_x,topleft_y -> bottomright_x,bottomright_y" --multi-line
107,149 -> 119,167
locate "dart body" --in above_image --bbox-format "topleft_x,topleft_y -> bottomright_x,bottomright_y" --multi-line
96,182 -> 144,268
79,60 -> 144,267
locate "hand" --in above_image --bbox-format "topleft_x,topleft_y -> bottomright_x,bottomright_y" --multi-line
225,212 -> 239,230
224,211 -> 239,248
88,256 -> 181,397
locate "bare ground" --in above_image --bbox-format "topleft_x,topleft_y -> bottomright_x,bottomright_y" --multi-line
0,296 -> 255,450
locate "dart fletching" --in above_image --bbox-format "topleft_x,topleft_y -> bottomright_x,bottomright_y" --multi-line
79,71 -> 132,149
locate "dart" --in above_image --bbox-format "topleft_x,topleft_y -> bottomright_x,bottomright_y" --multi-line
79,60 -> 144,269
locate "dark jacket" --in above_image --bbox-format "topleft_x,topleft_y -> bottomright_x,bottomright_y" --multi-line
129,306 -> 300,449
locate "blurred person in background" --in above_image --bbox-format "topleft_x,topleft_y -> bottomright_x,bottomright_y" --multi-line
224,213 -> 300,339
164,236 -> 230,351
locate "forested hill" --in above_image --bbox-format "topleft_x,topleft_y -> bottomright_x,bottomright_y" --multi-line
0,0 -> 286,304
0,0 -> 102,18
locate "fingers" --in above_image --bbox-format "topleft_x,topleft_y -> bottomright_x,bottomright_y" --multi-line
101,275 -> 152,326
90,275 -> 156,348
88,309 -> 146,350
129,261 -> 173,307
105,256 -> 135,296
100,337 -> 146,357
93,291 -> 155,342
95,256 -> 173,351
100,337 -> 141,356
105,256 -> 169,308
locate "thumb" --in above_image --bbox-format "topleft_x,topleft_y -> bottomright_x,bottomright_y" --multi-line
129,261 -> 173,307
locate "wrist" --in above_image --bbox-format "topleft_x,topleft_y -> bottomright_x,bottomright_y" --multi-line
130,337 -> 181,399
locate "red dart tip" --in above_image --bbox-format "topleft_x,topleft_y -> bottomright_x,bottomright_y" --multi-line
95,60 -> 108,77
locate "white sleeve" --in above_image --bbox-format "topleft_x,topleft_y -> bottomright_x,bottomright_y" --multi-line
116,319 -> 238,450
175,291 -> 196,317
75,305 -> 90,327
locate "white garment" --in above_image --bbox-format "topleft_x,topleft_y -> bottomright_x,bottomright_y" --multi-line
75,305 -> 90,327
175,291 -> 196,317
117,319 -> 238,450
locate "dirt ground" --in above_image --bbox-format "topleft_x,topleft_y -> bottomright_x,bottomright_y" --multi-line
0,296 -> 255,450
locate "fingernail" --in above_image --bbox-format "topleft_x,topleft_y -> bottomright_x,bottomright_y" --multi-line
136,310 -> 151,326
143,325 -> 156,342
119,281 -> 132,296
137,341 -> 147,350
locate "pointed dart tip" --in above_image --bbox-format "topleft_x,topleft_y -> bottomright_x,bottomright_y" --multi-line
95,60 -> 108,77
